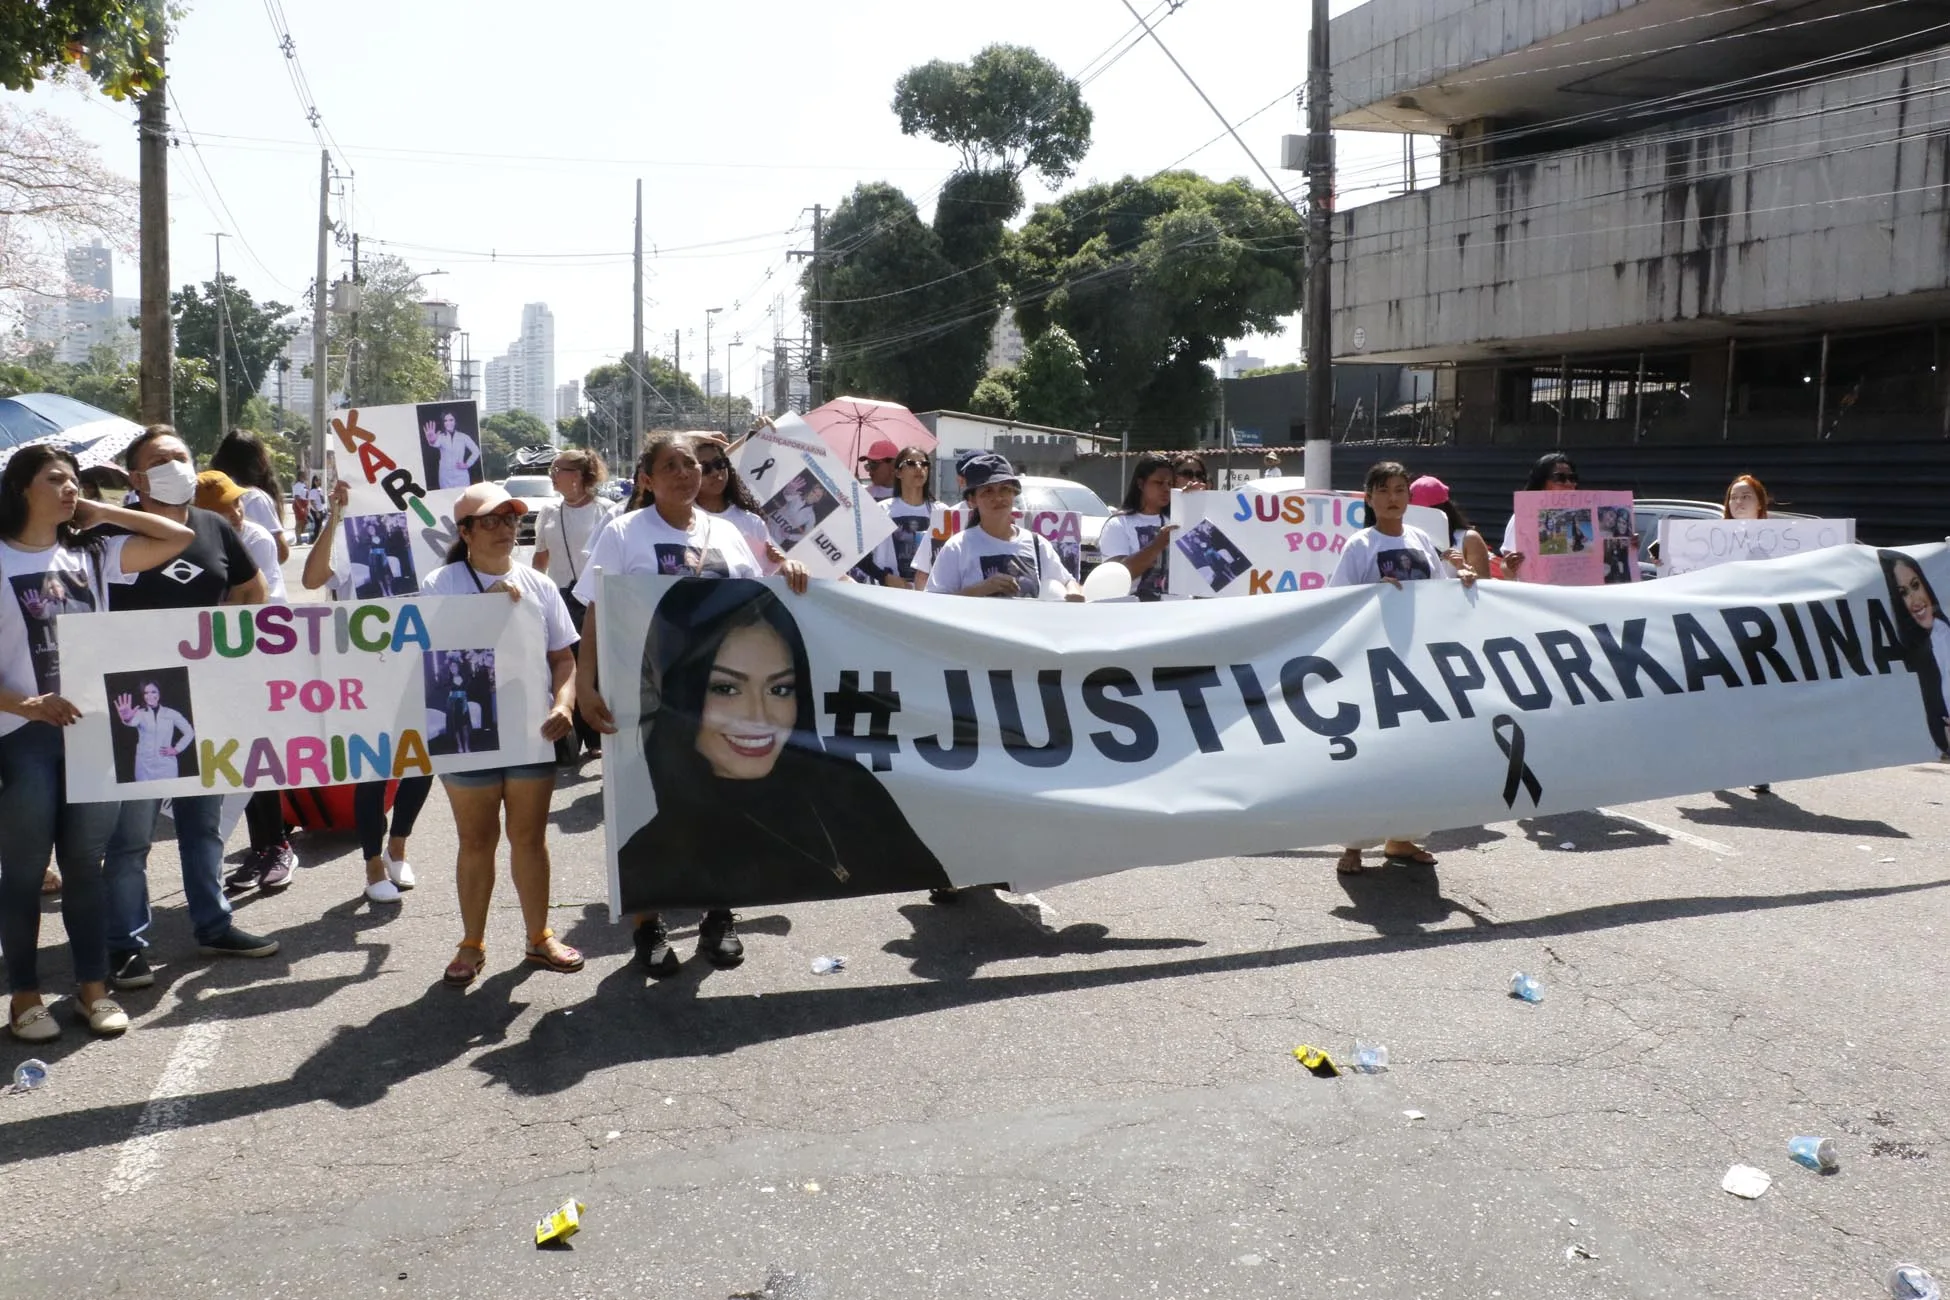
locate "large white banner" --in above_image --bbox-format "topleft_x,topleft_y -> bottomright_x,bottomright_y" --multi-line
598,543 -> 1950,914
61,595 -> 553,801
734,414 -> 892,578
1168,486 -> 1449,596
1659,517 -> 1857,576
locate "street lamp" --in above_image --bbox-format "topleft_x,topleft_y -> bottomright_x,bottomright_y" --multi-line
725,336 -> 742,435
703,307 -> 723,425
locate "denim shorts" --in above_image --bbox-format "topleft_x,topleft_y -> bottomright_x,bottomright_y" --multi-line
440,762 -> 558,789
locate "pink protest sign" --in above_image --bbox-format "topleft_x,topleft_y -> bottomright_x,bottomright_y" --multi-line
1511,490 -> 1639,586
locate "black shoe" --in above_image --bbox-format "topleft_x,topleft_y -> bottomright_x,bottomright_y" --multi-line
697,910 -> 744,967
928,888 -> 961,906
109,949 -> 154,990
197,927 -> 280,958
1750,784 -> 1773,795
223,851 -> 264,895
633,918 -> 680,978
256,841 -> 296,891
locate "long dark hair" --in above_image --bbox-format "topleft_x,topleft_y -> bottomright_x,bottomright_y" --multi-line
640,580 -> 820,806
894,444 -> 935,505
1880,548 -> 1950,756
698,446 -> 762,515
1523,452 -> 1578,491
628,432 -> 696,513
1437,499 -> 1477,537
1118,451 -> 1174,516
210,430 -> 284,515
0,445 -> 97,551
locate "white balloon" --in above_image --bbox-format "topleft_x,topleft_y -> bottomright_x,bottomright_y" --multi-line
1081,561 -> 1133,602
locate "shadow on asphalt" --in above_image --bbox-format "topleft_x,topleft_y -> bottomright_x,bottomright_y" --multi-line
1330,860 -> 1496,936
1677,788 -> 1909,839
1517,811 -> 1667,854
8,875 -> 1950,1163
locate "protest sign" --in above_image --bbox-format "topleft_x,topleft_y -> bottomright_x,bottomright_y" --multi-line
61,594 -> 553,801
1658,517 -> 1857,576
329,400 -> 486,520
735,414 -> 893,578
331,485 -> 467,601
597,542 -> 1950,915
1512,490 -> 1638,585
1167,486 -> 1449,597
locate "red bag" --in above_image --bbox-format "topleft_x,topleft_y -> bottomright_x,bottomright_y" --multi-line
281,782 -> 395,833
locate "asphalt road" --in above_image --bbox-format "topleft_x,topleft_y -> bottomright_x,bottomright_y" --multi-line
2,552 -> 1946,1299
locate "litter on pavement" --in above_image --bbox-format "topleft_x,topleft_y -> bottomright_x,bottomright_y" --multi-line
534,1198 -> 586,1247
1721,1165 -> 1772,1199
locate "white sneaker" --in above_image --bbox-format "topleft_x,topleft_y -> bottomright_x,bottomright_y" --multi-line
364,877 -> 403,904
9,1004 -> 57,1043
75,996 -> 129,1036
384,852 -> 416,890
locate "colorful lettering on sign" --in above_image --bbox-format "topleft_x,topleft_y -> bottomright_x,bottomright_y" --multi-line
178,605 -> 432,661
199,729 -> 433,790
330,407 -> 438,525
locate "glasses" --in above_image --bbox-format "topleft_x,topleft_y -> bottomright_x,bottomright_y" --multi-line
1548,472 -> 1580,484
862,457 -> 895,468
465,513 -> 516,532
897,459 -> 929,470
698,458 -> 730,475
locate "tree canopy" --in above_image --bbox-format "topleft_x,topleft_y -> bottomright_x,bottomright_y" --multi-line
333,254 -> 446,406
171,274 -> 296,451
0,0 -> 169,97
893,44 -> 1092,184
0,102 -> 136,311
1012,172 -> 1305,445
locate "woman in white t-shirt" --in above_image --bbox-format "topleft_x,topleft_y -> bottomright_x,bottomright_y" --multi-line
927,453 -> 1082,601
693,436 -> 787,575
424,481 -> 585,987
532,449 -> 614,761
0,446 -> 194,1043
210,430 -> 291,564
864,444 -> 941,590
1097,452 -> 1178,602
575,431 -> 809,978
1498,452 -> 1582,576
1328,460 -> 1476,877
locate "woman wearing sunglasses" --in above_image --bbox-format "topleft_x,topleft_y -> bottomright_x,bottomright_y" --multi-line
866,445 -> 941,591
1499,452 -> 1582,578
693,437 -> 786,575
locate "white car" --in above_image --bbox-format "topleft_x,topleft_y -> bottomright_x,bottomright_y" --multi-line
499,475 -> 560,545
1017,475 -> 1112,571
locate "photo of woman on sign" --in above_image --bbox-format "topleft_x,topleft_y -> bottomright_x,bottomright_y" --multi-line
1881,549 -> 1950,758
615,579 -> 950,914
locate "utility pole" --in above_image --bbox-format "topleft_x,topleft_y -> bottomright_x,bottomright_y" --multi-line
672,329 -> 681,422
788,203 -> 826,406
632,179 -> 645,460
1303,0 -> 1335,492
311,150 -> 329,474
137,24 -> 171,425
213,232 -> 228,439
704,307 -> 721,427
347,232 -> 361,405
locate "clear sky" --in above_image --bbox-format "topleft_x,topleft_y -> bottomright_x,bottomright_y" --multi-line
6,0 -> 1414,404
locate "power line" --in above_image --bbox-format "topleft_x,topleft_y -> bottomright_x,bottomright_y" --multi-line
165,87 -> 298,296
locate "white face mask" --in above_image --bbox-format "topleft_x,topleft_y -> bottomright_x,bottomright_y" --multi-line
141,458 -> 197,506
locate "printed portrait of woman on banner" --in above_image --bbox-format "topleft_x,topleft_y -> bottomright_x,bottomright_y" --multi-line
616,579 -> 950,911
1881,548 -> 1950,758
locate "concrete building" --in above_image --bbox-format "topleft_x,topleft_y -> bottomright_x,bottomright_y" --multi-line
19,241 -> 139,364
1325,0 -> 1950,537
1218,350 -> 1267,379
986,312 -> 1025,371
482,303 -> 556,427
483,354 -> 514,417
258,326 -> 319,421
555,380 -> 580,423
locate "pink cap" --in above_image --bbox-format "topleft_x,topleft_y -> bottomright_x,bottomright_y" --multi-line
1408,475 -> 1450,508
862,439 -> 901,461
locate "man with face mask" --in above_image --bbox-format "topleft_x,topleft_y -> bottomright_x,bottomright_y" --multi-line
101,426 -> 278,991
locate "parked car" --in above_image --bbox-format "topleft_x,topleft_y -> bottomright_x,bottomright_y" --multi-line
499,474 -> 560,545
1632,497 -> 1814,577
1017,475 -> 1113,574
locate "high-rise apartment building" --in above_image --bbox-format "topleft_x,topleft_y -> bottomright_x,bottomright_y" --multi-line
555,380 -> 580,423
482,303 -> 555,429
20,241 -> 139,364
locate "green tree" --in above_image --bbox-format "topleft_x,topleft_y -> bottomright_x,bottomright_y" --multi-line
482,408 -> 550,449
170,274 -> 296,452
335,253 -> 446,406
968,368 -> 1019,419
893,44 -> 1092,183
1012,324 -> 1092,430
1012,172 -> 1304,446
477,428 -> 516,479
0,0 -> 168,97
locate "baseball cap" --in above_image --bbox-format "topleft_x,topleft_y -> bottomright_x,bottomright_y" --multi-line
861,439 -> 900,462
193,470 -> 246,511
1408,475 -> 1451,508
452,481 -> 531,522
959,451 -> 1022,498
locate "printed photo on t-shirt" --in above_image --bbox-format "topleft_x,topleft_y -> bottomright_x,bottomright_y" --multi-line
890,514 -> 929,576
758,469 -> 840,547
1130,522 -> 1166,600
1174,518 -> 1252,594
345,512 -> 419,599
104,665 -> 199,783
424,647 -> 500,757
978,551 -> 1039,598
10,564 -> 99,696
416,400 -> 484,493
1376,547 -> 1435,582
654,543 -> 731,578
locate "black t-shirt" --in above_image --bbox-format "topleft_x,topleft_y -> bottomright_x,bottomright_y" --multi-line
108,507 -> 260,611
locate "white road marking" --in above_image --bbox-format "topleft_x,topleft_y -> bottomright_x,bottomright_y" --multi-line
1596,808 -> 1735,857
104,1021 -> 226,1198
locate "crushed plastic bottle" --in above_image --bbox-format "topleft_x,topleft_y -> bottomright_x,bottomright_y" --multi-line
1509,972 -> 1544,1003
1353,1041 -> 1389,1073
809,956 -> 847,975
1789,1136 -> 1839,1172
10,1059 -> 48,1093
1889,1265 -> 1941,1300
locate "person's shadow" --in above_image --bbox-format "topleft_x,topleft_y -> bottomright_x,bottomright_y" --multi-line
1680,788 -> 1909,839
882,889 -> 1204,982
1331,859 -> 1496,936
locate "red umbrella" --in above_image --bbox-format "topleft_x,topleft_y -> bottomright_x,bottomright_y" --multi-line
802,396 -> 937,467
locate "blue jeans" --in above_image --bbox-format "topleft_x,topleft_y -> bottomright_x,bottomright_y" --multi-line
0,723 -> 119,993
104,793 -> 232,950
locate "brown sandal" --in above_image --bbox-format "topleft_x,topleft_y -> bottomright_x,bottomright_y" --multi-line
524,927 -> 584,973
443,940 -> 486,987
1336,848 -> 1367,875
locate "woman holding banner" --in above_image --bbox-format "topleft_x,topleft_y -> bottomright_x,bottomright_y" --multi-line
1723,475 -> 1771,520
576,432 -> 811,975
927,453 -> 1083,601
424,482 -> 584,986
1171,454 -> 1210,492
694,436 -> 787,575
1882,550 -> 1950,760
299,481 -> 433,906
1098,452 -> 1177,601
0,446 -> 194,1042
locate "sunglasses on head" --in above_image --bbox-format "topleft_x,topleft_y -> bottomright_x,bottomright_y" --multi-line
897,458 -> 929,470
698,458 -> 729,474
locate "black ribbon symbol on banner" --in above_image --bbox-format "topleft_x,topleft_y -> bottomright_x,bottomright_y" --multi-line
749,457 -> 776,482
1492,714 -> 1543,809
